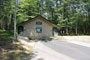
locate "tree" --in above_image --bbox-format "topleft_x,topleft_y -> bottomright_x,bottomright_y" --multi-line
0,0 -> 90,35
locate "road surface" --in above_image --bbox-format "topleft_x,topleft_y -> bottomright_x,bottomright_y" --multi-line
42,40 -> 90,60
32,41 -> 73,60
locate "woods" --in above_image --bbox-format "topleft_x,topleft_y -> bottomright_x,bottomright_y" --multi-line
0,0 -> 90,35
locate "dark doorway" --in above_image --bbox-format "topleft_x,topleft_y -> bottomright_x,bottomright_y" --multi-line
18,26 -> 24,36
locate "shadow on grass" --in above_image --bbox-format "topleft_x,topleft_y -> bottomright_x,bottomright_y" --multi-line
0,30 -> 33,60
0,41 -> 33,60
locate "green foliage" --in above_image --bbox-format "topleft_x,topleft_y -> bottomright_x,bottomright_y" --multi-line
17,0 -> 40,24
0,30 -> 14,41
0,0 -> 90,35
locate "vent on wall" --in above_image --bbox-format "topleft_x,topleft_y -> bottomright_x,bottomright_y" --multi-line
36,21 -> 42,25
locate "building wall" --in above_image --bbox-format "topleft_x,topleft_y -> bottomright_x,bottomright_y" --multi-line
23,18 -> 53,39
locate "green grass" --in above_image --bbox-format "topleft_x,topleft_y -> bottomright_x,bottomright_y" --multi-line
0,30 -> 14,41
0,30 -> 33,60
0,42 -> 33,60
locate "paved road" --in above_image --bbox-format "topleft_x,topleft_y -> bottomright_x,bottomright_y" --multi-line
42,40 -> 90,60
32,41 -> 73,60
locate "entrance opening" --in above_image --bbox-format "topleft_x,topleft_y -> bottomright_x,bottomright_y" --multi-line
18,26 -> 24,36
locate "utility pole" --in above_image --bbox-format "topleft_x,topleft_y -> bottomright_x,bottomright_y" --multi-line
14,0 -> 17,42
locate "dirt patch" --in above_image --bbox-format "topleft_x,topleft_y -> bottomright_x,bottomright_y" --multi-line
57,36 -> 90,43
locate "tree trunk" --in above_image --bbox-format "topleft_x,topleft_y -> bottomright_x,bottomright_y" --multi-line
75,24 -> 78,35
66,28 -> 69,35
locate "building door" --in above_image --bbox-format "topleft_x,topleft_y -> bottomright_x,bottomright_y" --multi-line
18,26 -> 24,36
52,27 -> 58,37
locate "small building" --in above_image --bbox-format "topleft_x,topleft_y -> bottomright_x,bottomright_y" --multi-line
18,15 -> 58,39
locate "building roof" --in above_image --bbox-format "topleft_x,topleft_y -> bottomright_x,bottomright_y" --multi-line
19,15 -> 57,27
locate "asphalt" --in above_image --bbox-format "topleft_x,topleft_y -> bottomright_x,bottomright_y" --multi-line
32,41 -> 73,60
42,40 -> 90,60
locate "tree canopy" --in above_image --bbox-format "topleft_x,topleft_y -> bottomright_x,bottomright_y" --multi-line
0,0 -> 90,35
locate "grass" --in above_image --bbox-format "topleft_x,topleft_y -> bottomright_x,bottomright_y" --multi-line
0,42 -> 33,60
0,30 -> 14,41
0,30 -> 33,60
